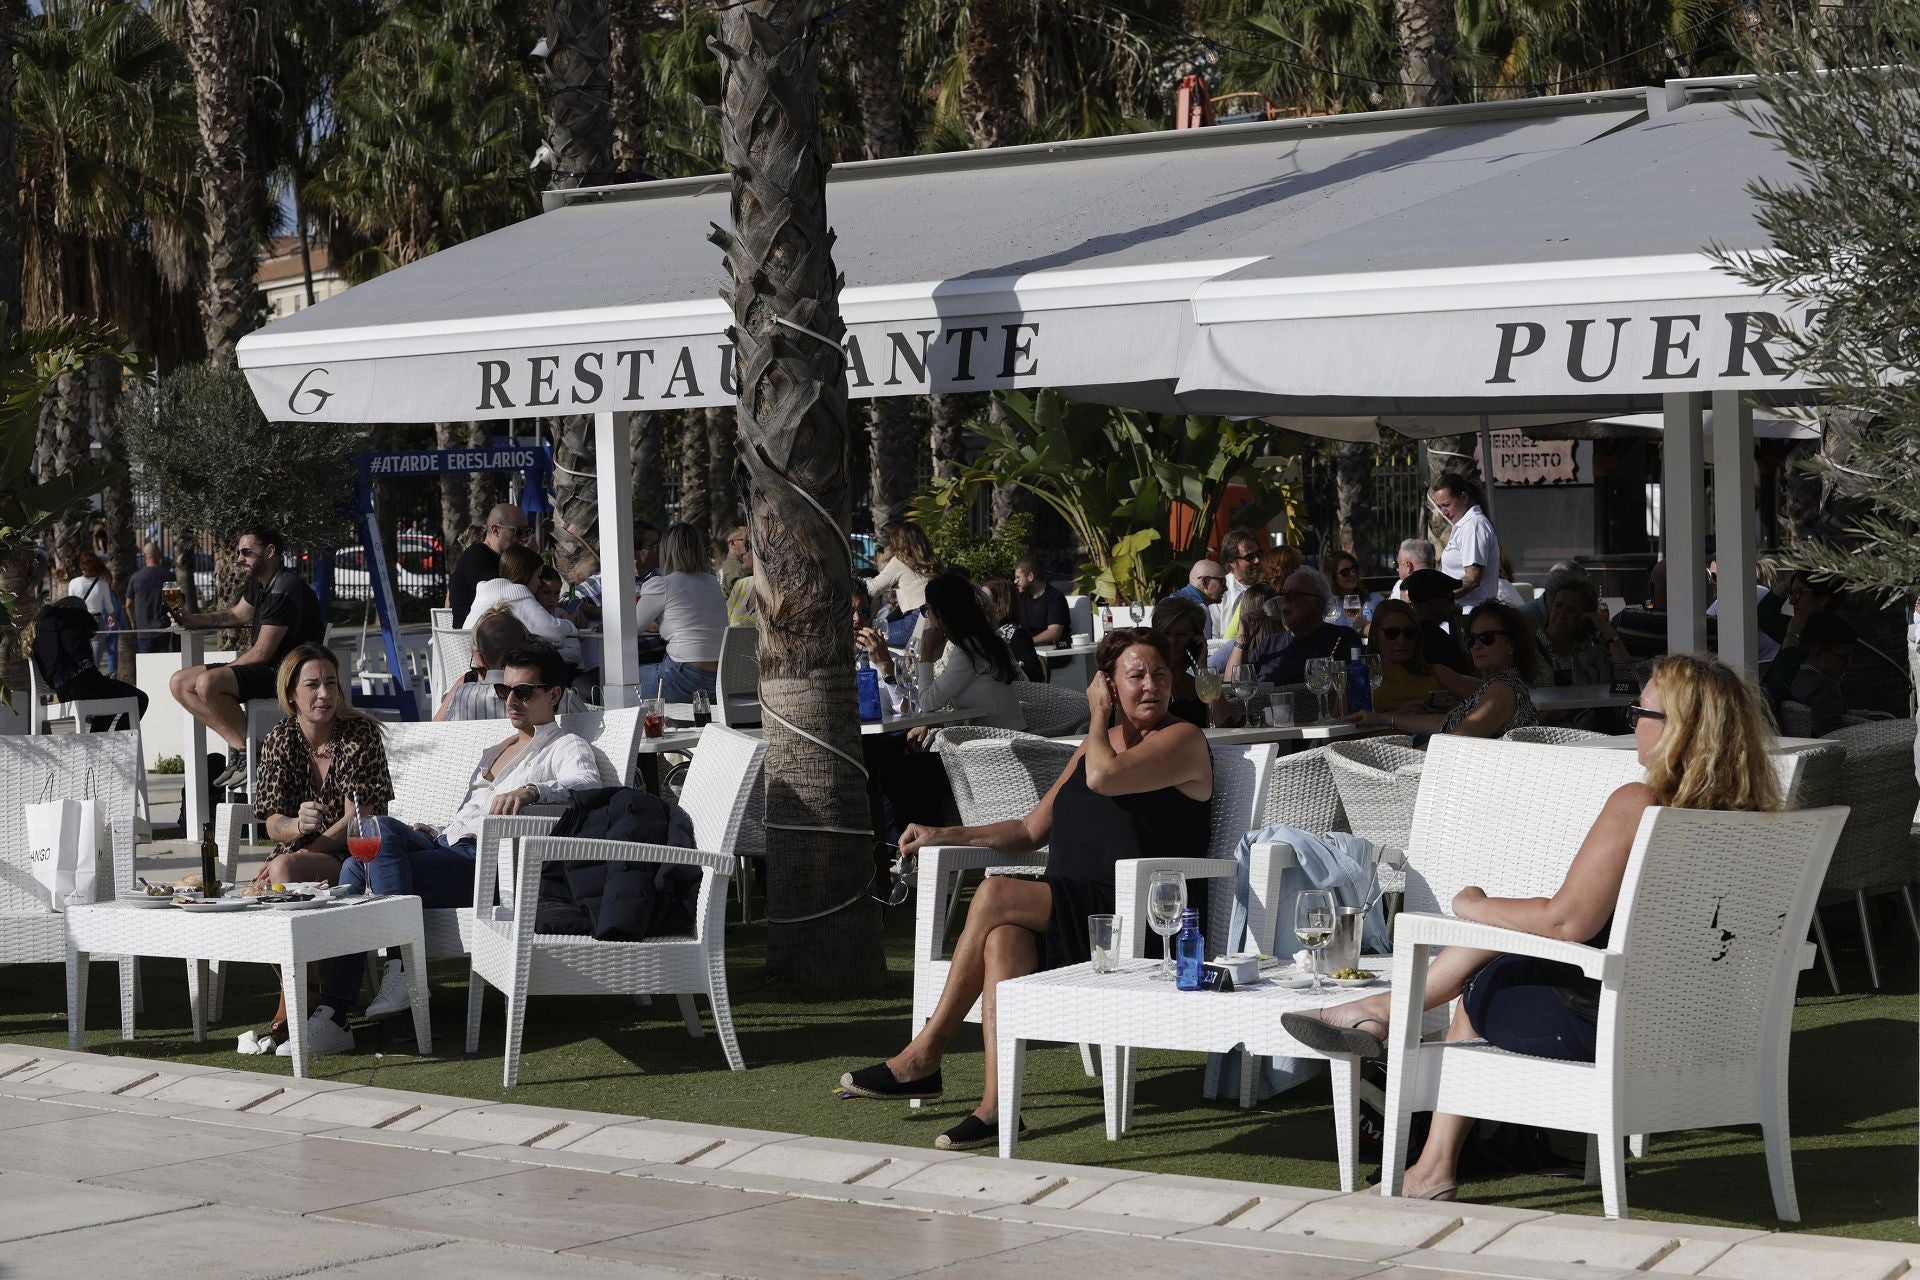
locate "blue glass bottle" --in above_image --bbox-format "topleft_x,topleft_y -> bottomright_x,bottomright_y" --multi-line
1345,644 -> 1373,715
1174,909 -> 1206,990
855,652 -> 882,723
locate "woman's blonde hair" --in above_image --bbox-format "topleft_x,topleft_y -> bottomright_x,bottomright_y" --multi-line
883,521 -> 942,577
1641,653 -> 1779,812
276,644 -> 363,720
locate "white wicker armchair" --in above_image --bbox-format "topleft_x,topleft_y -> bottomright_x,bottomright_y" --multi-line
1381,805 -> 1847,1221
1,733 -> 141,1026
428,628 -> 475,702
1012,682 -> 1091,736
1505,726 -> 1608,746
716,625 -> 761,727
1259,745 -> 1347,835
928,725 -> 1043,752
1808,719 -> 1920,990
1326,738 -> 1425,891
466,723 -> 766,1085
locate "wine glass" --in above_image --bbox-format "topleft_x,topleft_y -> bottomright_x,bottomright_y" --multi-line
1147,870 -> 1187,981
1294,889 -> 1336,991
1194,667 -> 1222,709
1343,594 -> 1364,626
1365,653 -> 1384,695
1304,658 -> 1333,723
345,798 -> 381,893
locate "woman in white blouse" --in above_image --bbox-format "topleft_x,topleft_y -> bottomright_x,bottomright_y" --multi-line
633,522 -> 727,701
462,544 -> 582,667
866,572 -> 1025,732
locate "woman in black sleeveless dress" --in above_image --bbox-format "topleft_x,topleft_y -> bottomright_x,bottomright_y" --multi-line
837,629 -> 1213,1151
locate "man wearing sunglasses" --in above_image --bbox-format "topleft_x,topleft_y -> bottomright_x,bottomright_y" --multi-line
168,523 -> 324,787
1402,568 -> 1471,673
435,607 -> 589,722
448,502 -> 532,625
305,643 -> 601,1053
1211,528 -> 1264,637
1246,568 -> 1360,686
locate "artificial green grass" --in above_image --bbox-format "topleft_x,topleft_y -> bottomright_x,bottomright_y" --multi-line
3,904 -> 1915,1241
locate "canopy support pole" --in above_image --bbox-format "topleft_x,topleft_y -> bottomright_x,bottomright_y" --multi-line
596,411 -> 638,709
1710,390 -> 1759,677
1662,393 -> 1707,655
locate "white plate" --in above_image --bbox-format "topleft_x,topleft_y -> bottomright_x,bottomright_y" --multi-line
1327,975 -> 1382,988
173,898 -> 260,913
260,895 -> 339,911
117,895 -> 173,909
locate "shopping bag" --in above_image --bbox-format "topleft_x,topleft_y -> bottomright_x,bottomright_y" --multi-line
25,775 -> 103,911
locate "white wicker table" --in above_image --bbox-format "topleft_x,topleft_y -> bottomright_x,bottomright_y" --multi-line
996,956 -> 1395,1190
65,897 -> 431,1078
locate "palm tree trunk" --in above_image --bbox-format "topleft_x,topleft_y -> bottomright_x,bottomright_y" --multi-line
706,404 -> 739,541
432,422 -> 470,557
92,357 -> 137,672
1395,0 -> 1456,108
467,423 -> 504,537
1335,440 -> 1371,565
847,0 -> 915,532
0,550 -> 40,700
545,0 -> 613,581
631,409 -> 667,527
929,393 -> 966,483
714,0 -> 881,989
676,408 -> 710,533
185,0 -> 258,366
962,0 -> 1022,148
609,0 -> 663,180
43,371 -> 89,575
0,3 -> 20,342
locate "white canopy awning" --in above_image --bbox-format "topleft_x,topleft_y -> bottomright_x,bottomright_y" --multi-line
236,89 -> 1735,425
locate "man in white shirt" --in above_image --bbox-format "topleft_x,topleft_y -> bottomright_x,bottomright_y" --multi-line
304,643 -> 600,1056
1431,475 -> 1499,612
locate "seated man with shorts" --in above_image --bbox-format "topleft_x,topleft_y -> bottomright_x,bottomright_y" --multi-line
168,523 -> 325,789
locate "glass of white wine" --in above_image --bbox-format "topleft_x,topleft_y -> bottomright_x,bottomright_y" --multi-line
1194,667 -> 1222,709
1304,658 -> 1333,723
1147,870 -> 1187,981
1294,889 -> 1336,991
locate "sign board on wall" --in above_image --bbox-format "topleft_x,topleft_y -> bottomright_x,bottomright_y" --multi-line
1473,430 -> 1591,486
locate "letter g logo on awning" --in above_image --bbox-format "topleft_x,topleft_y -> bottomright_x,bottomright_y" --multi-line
287,367 -> 333,416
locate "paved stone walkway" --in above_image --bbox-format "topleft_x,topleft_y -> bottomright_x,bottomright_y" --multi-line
2,1043 -> 1912,1280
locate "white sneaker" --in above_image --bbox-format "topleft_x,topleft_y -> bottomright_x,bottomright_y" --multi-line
277,1006 -> 354,1056
364,964 -> 411,1019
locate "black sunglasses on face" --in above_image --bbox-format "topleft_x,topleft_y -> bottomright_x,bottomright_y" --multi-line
1467,630 -> 1509,647
1626,703 -> 1667,727
1378,626 -> 1416,640
1234,552 -> 1262,563
493,682 -> 556,702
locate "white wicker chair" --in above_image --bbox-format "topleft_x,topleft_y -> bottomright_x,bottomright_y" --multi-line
939,737 -> 1076,828
716,625 -> 761,727
465,723 -> 765,1085
1380,804 -> 1847,1221
25,661 -> 151,834
1327,738 -> 1425,891
0,733 -> 141,1024
1011,681 -> 1090,737
928,725 -> 1043,752
428,628 -> 475,702
1808,719 -> 1920,990
1260,745 -> 1348,835
429,607 -> 454,630
1505,726 -> 1608,746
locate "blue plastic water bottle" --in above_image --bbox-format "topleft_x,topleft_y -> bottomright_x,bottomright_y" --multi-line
1174,909 -> 1206,990
1345,644 -> 1373,714
855,652 -> 882,723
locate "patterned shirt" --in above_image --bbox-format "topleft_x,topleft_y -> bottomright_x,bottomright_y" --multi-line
253,713 -> 394,855
726,574 -> 757,627
1441,669 -> 1539,738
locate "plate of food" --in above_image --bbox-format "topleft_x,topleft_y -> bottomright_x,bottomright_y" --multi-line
117,893 -> 173,909
258,891 -> 339,910
173,896 -> 260,912
1326,969 -> 1382,988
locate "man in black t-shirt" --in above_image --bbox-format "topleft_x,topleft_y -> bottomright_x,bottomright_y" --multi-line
167,523 -> 326,785
448,502 -> 531,623
1012,556 -> 1071,645
1403,568 -> 1471,673
126,541 -> 177,653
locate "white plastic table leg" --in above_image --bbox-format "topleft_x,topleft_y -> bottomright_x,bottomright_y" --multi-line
400,938 -> 432,1054
1330,1058 -> 1360,1192
1100,1045 -> 1123,1140
283,960 -> 311,1079
66,946 -> 90,1050
187,959 -> 208,1041
117,957 -> 136,1041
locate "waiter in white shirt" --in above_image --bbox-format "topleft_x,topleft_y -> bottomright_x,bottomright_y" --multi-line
1431,473 -> 1500,614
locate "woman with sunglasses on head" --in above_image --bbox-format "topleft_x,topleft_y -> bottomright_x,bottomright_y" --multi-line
236,644 -> 393,1056
1287,654 -> 1779,1201
1325,550 -> 1384,634
836,629 -> 1212,1151
1342,599 -> 1539,740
